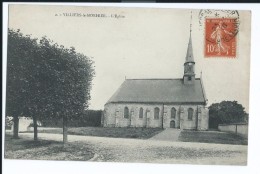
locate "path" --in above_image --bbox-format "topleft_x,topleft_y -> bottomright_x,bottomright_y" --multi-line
149,128 -> 181,141
13,132 -> 248,165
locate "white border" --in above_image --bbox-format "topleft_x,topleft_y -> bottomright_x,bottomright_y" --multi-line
2,3 -> 260,174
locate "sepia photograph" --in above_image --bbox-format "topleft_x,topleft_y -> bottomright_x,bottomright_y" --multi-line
3,3 -> 254,172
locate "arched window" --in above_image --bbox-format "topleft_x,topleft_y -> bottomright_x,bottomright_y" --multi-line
139,108 -> 143,119
154,107 -> 160,120
188,108 -> 193,120
124,107 -> 129,118
171,107 -> 176,119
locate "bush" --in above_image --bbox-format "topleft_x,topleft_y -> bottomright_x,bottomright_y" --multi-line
40,110 -> 102,127
209,101 -> 248,129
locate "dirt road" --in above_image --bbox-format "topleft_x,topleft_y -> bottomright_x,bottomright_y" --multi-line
17,133 -> 247,165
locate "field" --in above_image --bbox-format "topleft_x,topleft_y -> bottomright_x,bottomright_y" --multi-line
26,127 -> 163,139
178,130 -> 248,145
24,127 -> 248,145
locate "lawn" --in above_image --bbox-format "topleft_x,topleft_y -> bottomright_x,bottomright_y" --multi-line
27,127 -> 163,139
178,130 -> 248,145
4,134 -> 94,161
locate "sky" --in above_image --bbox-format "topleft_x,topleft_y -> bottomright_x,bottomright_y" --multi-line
7,5 -> 251,112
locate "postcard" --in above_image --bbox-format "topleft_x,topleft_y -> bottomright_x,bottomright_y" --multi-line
4,4 -> 251,168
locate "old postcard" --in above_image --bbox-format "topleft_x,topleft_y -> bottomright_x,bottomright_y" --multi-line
4,4 -> 251,168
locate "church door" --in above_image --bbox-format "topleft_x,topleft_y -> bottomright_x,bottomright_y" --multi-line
170,120 -> 175,128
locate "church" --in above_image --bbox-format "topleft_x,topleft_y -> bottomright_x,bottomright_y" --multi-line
102,26 -> 209,130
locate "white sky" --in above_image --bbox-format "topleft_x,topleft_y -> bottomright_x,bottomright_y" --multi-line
8,5 -> 250,112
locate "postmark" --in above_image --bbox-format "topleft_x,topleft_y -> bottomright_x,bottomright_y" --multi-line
198,10 -> 240,58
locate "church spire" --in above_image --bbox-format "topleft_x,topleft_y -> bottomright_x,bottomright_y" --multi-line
185,33 -> 194,63
183,11 -> 195,85
190,11 -> 192,33
185,11 -> 194,63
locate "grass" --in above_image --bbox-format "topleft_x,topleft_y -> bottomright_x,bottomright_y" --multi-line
27,127 -> 163,139
178,130 -> 248,145
4,134 -> 94,161
21,127 -> 248,145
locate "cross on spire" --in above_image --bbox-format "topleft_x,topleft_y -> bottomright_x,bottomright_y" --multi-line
185,11 -> 194,63
190,11 -> 192,34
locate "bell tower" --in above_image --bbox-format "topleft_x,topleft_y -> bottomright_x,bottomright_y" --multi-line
183,11 -> 195,85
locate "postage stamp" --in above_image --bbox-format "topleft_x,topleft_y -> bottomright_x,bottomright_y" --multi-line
199,10 -> 240,58
205,18 -> 237,57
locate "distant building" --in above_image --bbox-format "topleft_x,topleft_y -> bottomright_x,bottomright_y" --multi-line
9,116 -> 42,132
102,29 -> 209,130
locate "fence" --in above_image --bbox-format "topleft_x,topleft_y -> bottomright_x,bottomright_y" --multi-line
218,123 -> 248,138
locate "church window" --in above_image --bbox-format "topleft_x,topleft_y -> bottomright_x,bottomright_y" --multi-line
154,107 -> 160,120
188,108 -> 193,120
124,107 -> 129,118
139,108 -> 143,119
171,107 -> 176,119
188,76 -> 192,81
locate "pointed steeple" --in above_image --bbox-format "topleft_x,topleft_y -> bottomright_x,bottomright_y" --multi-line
185,11 -> 194,63
183,11 -> 195,85
185,34 -> 194,63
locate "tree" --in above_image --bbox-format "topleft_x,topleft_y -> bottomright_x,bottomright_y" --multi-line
7,29 -> 51,140
6,29 -> 39,139
208,101 -> 248,129
6,29 -> 95,143
36,37 -> 95,143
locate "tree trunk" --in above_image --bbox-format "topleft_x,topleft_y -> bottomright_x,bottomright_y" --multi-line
63,115 -> 68,144
13,115 -> 19,139
33,116 -> 38,141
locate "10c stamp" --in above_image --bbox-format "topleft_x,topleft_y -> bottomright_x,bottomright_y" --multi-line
199,10 -> 240,58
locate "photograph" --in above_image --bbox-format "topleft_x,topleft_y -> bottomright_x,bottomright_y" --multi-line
3,4 -> 251,167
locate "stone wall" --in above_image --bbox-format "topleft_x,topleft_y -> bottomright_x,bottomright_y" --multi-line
218,123 -> 248,138
103,103 -> 209,130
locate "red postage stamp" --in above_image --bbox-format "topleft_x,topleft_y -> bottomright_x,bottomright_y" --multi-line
205,18 -> 238,58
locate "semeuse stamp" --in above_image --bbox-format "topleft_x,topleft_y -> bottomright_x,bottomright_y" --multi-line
199,10 -> 240,58
205,18 -> 238,57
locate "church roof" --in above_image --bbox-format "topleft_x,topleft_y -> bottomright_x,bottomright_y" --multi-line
106,78 -> 206,105
185,34 -> 194,63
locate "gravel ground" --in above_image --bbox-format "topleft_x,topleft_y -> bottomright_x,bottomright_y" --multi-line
10,132 -> 247,165
4,134 -> 94,161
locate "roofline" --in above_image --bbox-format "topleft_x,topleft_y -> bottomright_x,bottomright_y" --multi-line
125,78 -> 201,80
105,101 -> 206,105
106,80 -> 126,103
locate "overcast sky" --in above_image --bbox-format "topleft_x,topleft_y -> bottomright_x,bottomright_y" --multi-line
8,5 -> 251,112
